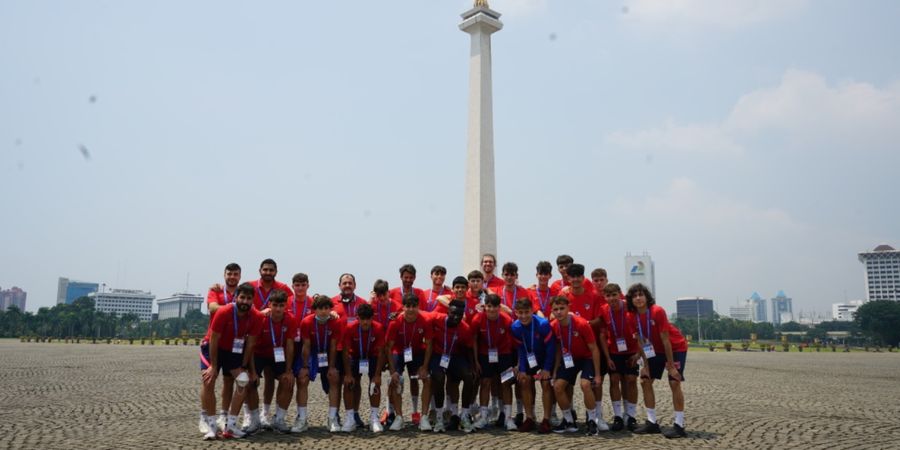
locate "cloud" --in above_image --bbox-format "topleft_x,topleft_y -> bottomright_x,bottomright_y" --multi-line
622,0 -> 809,29
605,119 -> 743,156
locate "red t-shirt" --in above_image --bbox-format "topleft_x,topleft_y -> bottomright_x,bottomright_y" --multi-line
300,314 -> 343,353
565,289 -> 602,322
206,304 -> 265,352
388,286 -> 426,310
253,313 -> 297,357
331,294 -> 367,322
249,279 -> 293,310
430,313 -> 473,355
370,298 -> 397,328
600,302 -> 639,355
464,290 -> 485,323
482,275 -> 505,293
551,314 -> 596,360
630,305 -> 688,353
551,278 -> 595,295
386,313 -> 432,355
423,286 -> 451,315
343,321 -> 385,360
499,285 -> 537,314
289,294 -> 314,319
471,312 -> 514,355
528,285 -> 558,317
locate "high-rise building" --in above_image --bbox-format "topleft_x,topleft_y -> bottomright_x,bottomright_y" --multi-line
858,244 -> 900,301
156,293 -> 204,320
89,289 -> 155,322
676,297 -> 714,318
832,300 -> 865,322
0,287 -> 27,312
750,292 -> 768,323
729,302 -> 753,322
771,290 -> 793,325
56,277 -> 100,305
625,252 -> 656,295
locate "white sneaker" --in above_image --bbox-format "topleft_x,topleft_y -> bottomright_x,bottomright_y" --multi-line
473,414 -> 488,429
199,417 -> 210,434
290,416 -> 308,433
217,415 -> 227,431
433,416 -> 445,433
505,417 -> 517,431
260,413 -> 272,430
419,415 -> 432,431
242,416 -> 260,435
272,417 -> 290,433
460,413 -> 475,433
489,405 -> 499,422
596,419 -> 610,432
328,416 -> 341,433
223,423 -> 246,439
389,415 -> 404,431
202,427 -> 217,441
371,419 -> 384,433
341,417 -> 357,433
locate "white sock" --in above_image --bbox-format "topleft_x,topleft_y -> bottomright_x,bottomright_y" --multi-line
588,409 -> 597,421
449,403 -> 459,415
219,409 -> 228,418
674,411 -> 685,427
503,404 -> 512,419
345,409 -> 355,422
227,415 -> 237,427
263,403 -> 271,417
480,406 -> 490,418
612,401 -> 623,418
371,407 -> 379,421
595,404 -> 604,420
435,406 -> 444,419
328,407 -> 338,418
297,406 -> 307,419
412,396 -> 419,413
563,409 -> 574,422
646,408 -> 657,423
275,406 -> 286,421
626,402 -> 637,418
207,415 -> 217,429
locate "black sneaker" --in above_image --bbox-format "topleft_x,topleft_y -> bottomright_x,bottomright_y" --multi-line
494,411 -> 506,428
633,420 -> 661,434
448,414 -> 460,431
586,419 -> 598,436
663,423 -> 687,439
354,412 -> 364,428
626,416 -> 637,432
383,412 -> 396,429
610,416 -> 624,432
552,419 -> 578,433
571,409 -> 578,424
514,412 -> 524,427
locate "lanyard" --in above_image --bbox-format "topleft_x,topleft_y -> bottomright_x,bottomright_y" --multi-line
256,284 -> 273,308
232,305 -> 243,339
427,287 -> 444,311
314,319 -> 328,352
636,307 -> 652,341
486,317 -> 496,348
403,318 -> 416,349
504,286 -> 517,308
522,318 -> 535,354
378,300 -> 391,324
268,316 -> 283,348
535,287 -> 550,312
358,325 -> 372,359
223,289 -> 235,305
444,317 -> 458,354
559,320 -> 573,353
293,295 -> 309,317
344,296 -> 357,319
609,302 -> 625,338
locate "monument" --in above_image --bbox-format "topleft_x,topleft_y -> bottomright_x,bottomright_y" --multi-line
460,0 -> 502,271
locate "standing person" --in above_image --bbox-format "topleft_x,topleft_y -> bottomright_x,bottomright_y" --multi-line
471,294 -> 517,430
246,291 -> 296,433
425,297 -> 475,432
370,279 -> 398,328
510,298 -> 556,433
200,283 -> 264,439
388,264 -> 426,424
549,296 -> 604,435
296,295 -> 344,433
200,263 -> 241,436
332,273 -> 367,427
528,261 -> 558,319
598,283 -> 638,432
481,254 -> 505,293
499,262 -> 536,317
627,283 -> 689,438
561,264 -> 605,426
385,294 -> 433,431
423,265 -> 450,315
551,255 -> 595,295
288,272 -> 313,429
340,303 -> 386,433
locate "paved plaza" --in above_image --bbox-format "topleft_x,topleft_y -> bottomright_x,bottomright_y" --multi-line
1,341 -> 899,449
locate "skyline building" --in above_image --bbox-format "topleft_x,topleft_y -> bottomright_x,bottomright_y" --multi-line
156,292 -> 204,320
771,290 -> 793,325
0,286 -> 27,312
56,277 -> 100,305
625,252 -> 656,295
89,288 -> 154,322
832,300 -> 865,322
750,292 -> 768,323
858,243 -> 900,301
729,302 -> 753,322
676,297 -> 715,319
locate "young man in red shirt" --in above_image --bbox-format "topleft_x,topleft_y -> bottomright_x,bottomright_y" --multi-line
296,295 -> 344,433
549,296 -> 604,435
627,283 -> 689,439
481,253 -> 505,293
200,262 -> 241,436
386,294 -> 433,431
551,255 -> 595,295
561,264 -> 605,426
599,283 -> 638,432
471,293 -> 517,431
341,302 -> 386,433
425,295 -> 475,433
423,265 -> 450,315
200,283 -> 264,439
528,261 -> 558,319
245,291 -> 296,434
499,262 -> 536,317
387,265 -> 427,424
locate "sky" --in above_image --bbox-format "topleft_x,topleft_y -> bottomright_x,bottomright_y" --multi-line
2,0 -> 898,318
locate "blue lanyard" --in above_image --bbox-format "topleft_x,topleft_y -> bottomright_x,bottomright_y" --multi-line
256,284 -> 272,308
378,300 -> 391,324
609,302 -> 625,338
505,286 -> 517,308
314,319 -> 328,352
231,305 -> 241,339
559,320 -> 573,353
344,297 -> 358,320
486,317 -> 496,349
636,308 -> 652,341
358,325 -> 372,359
403,318 -> 416,349
522,318 -> 535,354
294,295 -> 309,317
535,287 -> 550,312
427,287 -> 444,311
444,317 -> 458,355
223,289 -> 234,304
269,316 -> 283,347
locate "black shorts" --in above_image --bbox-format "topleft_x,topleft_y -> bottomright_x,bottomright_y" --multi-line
477,353 -> 515,379
349,357 -> 378,378
648,352 -> 687,381
610,353 -> 639,376
517,351 -> 549,376
200,342 -> 243,374
555,357 -> 596,385
393,352 -> 426,377
428,353 -> 473,381
253,356 -> 287,378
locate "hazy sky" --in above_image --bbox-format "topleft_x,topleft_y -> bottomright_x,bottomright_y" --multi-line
2,0 -> 898,317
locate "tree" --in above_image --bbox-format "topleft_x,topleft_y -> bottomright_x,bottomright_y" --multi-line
854,300 -> 900,346
778,321 -> 808,332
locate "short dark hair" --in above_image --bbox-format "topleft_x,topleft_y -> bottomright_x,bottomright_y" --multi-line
431,265 -> 447,275
603,283 -> 622,296
292,273 -> 309,283
357,303 -> 374,319
625,283 -> 655,312
402,294 -> 420,308
536,261 -> 552,275
501,262 -> 518,276
312,295 -> 333,310
399,264 -> 416,276
467,270 -> 484,281
566,263 -> 585,278
551,296 -> 570,306
483,293 -> 501,307
556,255 -> 574,266
373,279 -> 389,296
591,268 -> 608,278
270,290 -> 287,304
260,258 -> 277,270
225,263 -> 241,272
514,298 -> 533,311
338,273 -> 356,284
236,283 -> 254,298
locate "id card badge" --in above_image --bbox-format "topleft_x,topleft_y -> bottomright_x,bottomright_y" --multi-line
317,352 -> 328,368
273,347 -> 286,363
440,353 -> 451,369
500,367 -> 515,383
488,348 -> 499,363
616,339 -> 628,352
562,352 -> 574,369
232,338 -> 245,354
404,347 -> 413,363
643,343 -> 657,359
359,359 -> 370,374
526,352 -> 538,369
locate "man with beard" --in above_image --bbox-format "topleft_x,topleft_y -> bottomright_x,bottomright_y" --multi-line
200,263 -> 241,436
245,291 -> 296,434
331,273 -> 366,427
481,254 -> 505,293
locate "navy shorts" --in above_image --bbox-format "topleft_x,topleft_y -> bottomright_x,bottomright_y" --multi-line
253,356 -> 287,378
518,351 -> 549,376
556,357 -> 596,385
393,352 -> 426,377
609,353 -> 639,376
428,353 -> 473,381
477,353 -> 515,379
648,352 -> 687,381
200,342 -> 243,373
349,357 -> 378,379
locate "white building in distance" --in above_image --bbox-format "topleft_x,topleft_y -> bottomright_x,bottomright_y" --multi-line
625,252 -> 656,295
858,244 -> 900,301
771,290 -> 793,325
729,303 -> 753,322
156,293 -> 204,320
89,289 -> 155,322
832,300 -> 865,322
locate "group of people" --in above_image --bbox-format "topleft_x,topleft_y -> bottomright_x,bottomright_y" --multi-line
198,254 -> 689,441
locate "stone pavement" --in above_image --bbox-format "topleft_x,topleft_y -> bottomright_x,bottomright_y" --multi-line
1,341 -> 899,449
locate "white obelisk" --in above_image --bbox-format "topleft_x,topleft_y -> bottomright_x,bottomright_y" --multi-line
460,1 -> 502,272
